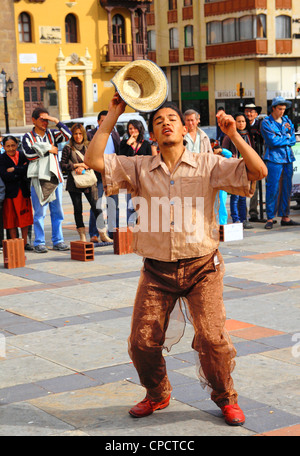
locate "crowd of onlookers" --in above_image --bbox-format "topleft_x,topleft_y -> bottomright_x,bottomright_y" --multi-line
0,96 -> 298,253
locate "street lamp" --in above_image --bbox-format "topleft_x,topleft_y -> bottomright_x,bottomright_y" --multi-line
0,69 -> 14,134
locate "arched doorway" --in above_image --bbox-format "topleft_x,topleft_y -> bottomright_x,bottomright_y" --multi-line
68,77 -> 83,119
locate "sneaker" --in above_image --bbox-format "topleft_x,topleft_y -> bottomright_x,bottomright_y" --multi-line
243,221 -> 254,229
221,404 -> 245,426
25,243 -> 34,251
129,394 -> 171,418
53,242 -> 69,251
34,244 -> 48,253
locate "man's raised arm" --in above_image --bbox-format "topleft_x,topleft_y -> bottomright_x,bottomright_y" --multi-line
84,93 -> 126,173
217,111 -> 268,181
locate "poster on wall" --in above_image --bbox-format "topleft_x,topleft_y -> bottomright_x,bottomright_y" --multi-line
39,26 -> 62,44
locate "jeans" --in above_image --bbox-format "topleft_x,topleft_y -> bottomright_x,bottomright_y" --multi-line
89,180 -> 119,237
31,183 -> 64,246
265,161 -> 293,219
230,195 -> 246,223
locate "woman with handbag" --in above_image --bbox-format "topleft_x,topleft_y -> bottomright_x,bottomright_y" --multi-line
60,124 -> 110,242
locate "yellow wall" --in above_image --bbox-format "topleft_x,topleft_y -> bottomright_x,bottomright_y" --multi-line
14,0 -> 133,122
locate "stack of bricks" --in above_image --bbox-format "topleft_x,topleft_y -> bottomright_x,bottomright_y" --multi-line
113,227 -> 133,255
3,239 -> 25,269
70,241 -> 94,262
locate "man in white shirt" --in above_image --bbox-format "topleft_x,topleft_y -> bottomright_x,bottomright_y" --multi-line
184,109 -> 212,154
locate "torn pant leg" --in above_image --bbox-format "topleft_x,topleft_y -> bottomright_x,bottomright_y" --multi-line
128,260 -> 180,402
185,252 -> 238,407
128,252 -> 238,406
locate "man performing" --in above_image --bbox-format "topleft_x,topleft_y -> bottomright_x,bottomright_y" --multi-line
85,93 -> 267,427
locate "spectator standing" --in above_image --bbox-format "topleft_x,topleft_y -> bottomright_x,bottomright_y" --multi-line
260,96 -> 299,229
0,175 -> 5,251
216,107 -> 226,145
184,109 -> 212,154
60,124 -> 105,242
120,119 -> 152,225
22,108 -> 71,253
243,103 -> 265,222
0,136 -> 33,250
222,113 -> 254,229
212,145 -> 232,225
87,111 -> 120,242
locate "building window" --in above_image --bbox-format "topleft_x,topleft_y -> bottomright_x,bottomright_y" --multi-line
276,15 -> 291,39
169,0 -> 177,10
256,14 -> 267,38
112,14 -> 125,44
239,15 -> 253,40
65,14 -> 77,43
207,14 -> 267,44
147,30 -> 156,51
169,28 -> 179,49
18,12 -> 32,43
206,21 -> 222,44
223,18 -> 236,42
184,25 -> 193,47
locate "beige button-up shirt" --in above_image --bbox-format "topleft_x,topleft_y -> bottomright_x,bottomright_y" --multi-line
103,149 -> 254,262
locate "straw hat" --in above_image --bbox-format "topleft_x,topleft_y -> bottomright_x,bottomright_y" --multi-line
111,60 -> 168,113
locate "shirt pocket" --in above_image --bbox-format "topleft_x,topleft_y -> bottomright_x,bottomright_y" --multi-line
180,177 -> 207,198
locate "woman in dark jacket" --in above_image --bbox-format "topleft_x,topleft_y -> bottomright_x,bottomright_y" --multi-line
222,113 -> 255,229
60,123 -> 109,242
0,136 -> 33,248
120,120 -> 152,224
120,119 -> 152,156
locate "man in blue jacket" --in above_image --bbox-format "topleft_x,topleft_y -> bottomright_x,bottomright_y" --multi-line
261,96 -> 299,229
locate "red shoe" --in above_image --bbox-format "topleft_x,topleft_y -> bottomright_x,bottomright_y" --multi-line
129,394 -> 171,418
221,404 -> 245,426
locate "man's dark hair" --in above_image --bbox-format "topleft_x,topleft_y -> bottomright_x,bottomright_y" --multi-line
32,107 -> 49,120
148,102 -> 185,133
98,110 -> 108,121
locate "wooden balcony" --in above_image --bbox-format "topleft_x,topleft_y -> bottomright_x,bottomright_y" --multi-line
146,12 -> 155,26
167,9 -> 178,23
204,0 -> 267,17
275,0 -> 292,8
182,6 -> 193,20
276,39 -> 292,54
206,39 -> 268,59
169,49 -> 179,63
184,47 -> 194,61
105,42 -> 146,62
147,50 -> 156,62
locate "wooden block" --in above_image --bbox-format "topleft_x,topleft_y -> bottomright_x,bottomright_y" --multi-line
3,239 -> 25,269
219,223 -> 243,242
113,227 -> 133,255
70,241 -> 94,261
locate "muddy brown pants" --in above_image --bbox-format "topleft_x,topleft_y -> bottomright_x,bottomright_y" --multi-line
128,250 -> 238,407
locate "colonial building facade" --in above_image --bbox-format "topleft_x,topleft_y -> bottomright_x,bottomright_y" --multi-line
3,0 -> 300,128
12,0 -> 151,125
147,0 -> 300,125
